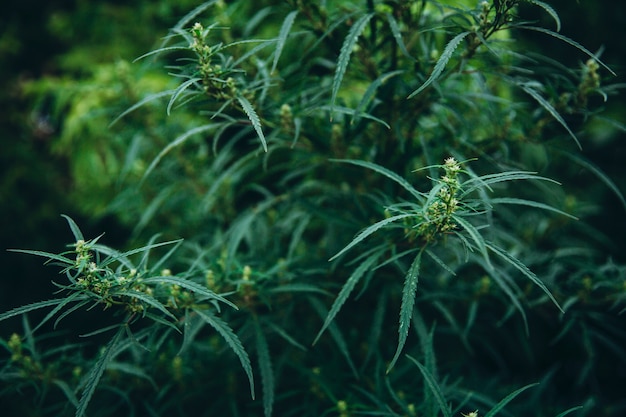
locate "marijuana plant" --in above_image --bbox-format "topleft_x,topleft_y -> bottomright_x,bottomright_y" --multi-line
2,1 -> 625,416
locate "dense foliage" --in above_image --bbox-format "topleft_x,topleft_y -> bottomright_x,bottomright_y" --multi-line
2,1 -> 625,416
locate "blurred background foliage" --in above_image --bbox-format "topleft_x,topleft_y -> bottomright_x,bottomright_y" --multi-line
1,0 -> 625,415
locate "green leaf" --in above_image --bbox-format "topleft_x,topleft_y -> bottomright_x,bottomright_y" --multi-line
517,26 -> 615,76
406,355 -> 452,417
489,197 -> 578,219
236,95 -> 268,152
524,0 -> 561,31
109,90 -> 173,127
562,151 -> 626,212
308,297 -> 359,379
330,13 -> 375,120
0,298 -> 69,323
330,159 -> 425,202
172,0 -> 220,32
519,83 -> 581,149
407,31 -> 471,99
388,250 -> 422,372
452,215 -> 491,269
329,212 -> 414,262
7,249 -> 73,266
255,320 -> 274,417
386,14 -> 415,61
554,406 -> 584,417
461,170 -> 560,196
194,309 -> 255,399
142,276 -> 237,309
484,382 -> 539,417
314,253 -> 381,344
351,70 -> 404,125
142,124 -> 218,181
486,242 -> 564,313
167,77 -> 201,115
271,11 -> 298,74
61,215 -> 84,241
76,326 -> 124,417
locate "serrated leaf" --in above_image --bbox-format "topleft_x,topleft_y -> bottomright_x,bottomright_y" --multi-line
406,355 -> 452,417
524,0 -> 561,31
330,13 -> 375,120
172,0 -> 220,32
0,298 -> 69,323
461,170 -> 560,196
490,197 -> 578,219
167,77 -> 201,115
562,151 -> 626,212
388,250 -> 422,372
109,90 -> 173,127
236,95 -> 267,152
330,159 -> 425,201
554,406 -> 584,417
351,70 -> 404,125
194,308 -> 255,399
76,326 -> 124,417
517,26 -> 615,76
142,276 -> 237,309
271,11 -> 298,74
318,105 -> 391,128
7,249 -> 73,266
142,124 -> 218,181
452,215 -> 491,269
484,382 -> 539,417
386,14 -> 415,61
255,320 -> 274,417
407,31 -> 471,99
314,253 -> 381,344
486,242 -> 563,313
308,297 -> 358,379
519,83 -> 581,149
329,212 -> 414,262
61,215 -> 84,241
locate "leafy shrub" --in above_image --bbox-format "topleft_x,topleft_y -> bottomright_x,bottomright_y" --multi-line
2,1 -> 625,416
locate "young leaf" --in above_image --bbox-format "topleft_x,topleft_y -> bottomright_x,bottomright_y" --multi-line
407,31 -> 471,99
386,14 -> 415,61
255,320 -> 275,417
483,383 -> 539,417
194,308 -> 255,399
524,0 -> 561,32
76,326 -> 124,417
519,83 -> 581,149
142,276 -> 237,309
406,355 -> 452,417
0,298 -> 70,323
142,124 -> 218,181
452,215 -> 492,269
308,296 -> 359,379
330,159 -> 425,202
489,197 -> 578,220
351,70 -> 404,125
486,242 -> 564,313
330,13 -> 375,120
313,253 -> 381,344
167,77 -> 201,115
517,26 -> 615,76
236,95 -> 268,152
61,214 -> 85,241
388,250 -> 423,372
271,11 -> 298,74
329,212 -> 414,262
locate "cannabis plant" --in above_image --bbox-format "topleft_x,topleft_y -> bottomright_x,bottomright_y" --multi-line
2,1 -> 625,416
